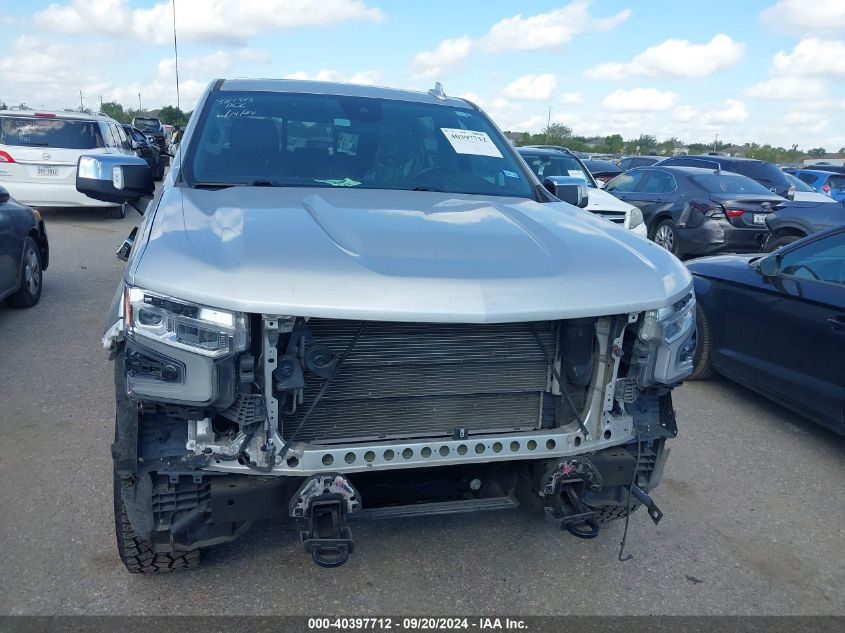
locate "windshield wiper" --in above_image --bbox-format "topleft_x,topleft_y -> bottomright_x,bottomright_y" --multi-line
251,179 -> 284,187
412,186 -> 443,192
192,182 -> 238,190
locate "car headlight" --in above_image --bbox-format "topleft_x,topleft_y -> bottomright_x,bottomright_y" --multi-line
124,286 -> 248,358
625,206 -> 644,230
638,291 -> 696,385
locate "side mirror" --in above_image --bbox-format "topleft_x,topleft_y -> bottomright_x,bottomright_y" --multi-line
544,176 -> 589,208
0,186 -> 9,204
76,154 -> 154,204
758,254 -> 780,277
130,140 -> 141,151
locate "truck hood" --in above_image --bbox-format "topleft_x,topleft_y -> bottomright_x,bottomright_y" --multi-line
129,186 -> 691,322
585,187 -> 635,213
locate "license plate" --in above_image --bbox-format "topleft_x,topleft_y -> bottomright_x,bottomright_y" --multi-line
753,213 -> 766,225
37,165 -> 59,176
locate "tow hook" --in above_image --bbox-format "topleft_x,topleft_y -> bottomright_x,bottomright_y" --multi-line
540,459 -> 602,539
630,484 -> 664,525
290,474 -> 360,568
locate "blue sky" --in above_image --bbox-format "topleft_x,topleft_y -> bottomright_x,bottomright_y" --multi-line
1,0 -> 843,150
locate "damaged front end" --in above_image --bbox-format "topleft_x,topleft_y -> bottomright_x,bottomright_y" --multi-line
109,284 -> 695,568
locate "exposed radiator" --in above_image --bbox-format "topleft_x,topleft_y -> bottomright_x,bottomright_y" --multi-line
282,319 -> 557,444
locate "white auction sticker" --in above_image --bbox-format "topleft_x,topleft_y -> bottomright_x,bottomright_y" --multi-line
440,128 -> 503,158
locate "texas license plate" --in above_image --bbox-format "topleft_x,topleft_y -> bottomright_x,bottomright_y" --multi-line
753,213 -> 766,225
37,165 -> 58,176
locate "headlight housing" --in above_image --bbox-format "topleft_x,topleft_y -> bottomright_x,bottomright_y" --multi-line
124,286 -> 248,358
637,291 -> 696,385
625,206 -> 644,231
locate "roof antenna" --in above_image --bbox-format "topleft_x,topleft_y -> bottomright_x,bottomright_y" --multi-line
428,82 -> 447,101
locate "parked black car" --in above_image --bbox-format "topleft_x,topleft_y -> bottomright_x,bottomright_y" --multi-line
131,116 -> 170,167
606,166 -> 783,257
658,155 -> 795,200
582,159 -> 622,184
764,199 -> 845,251
0,186 -> 48,308
618,155 -> 661,171
122,124 -> 164,181
687,226 -> 845,434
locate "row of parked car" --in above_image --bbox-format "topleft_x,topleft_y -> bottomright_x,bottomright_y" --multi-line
0,107 -> 173,219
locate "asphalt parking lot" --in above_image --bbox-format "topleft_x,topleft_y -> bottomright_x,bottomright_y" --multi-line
1,204 -> 844,616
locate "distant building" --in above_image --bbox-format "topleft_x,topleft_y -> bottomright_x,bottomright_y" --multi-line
672,145 -> 688,156
721,144 -> 749,158
802,154 -> 845,167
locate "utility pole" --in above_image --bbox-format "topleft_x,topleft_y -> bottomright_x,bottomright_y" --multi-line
79,90 -> 84,111
544,106 -> 551,145
99,95 -> 103,110
138,93 -> 142,111
713,133 -> 719,153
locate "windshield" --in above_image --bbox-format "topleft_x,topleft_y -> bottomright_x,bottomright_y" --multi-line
691,173 -> 777,195
134,118 -> 161,131
518,152 -> 595,188
0,116 -> 104,149
185,91 -> 533,198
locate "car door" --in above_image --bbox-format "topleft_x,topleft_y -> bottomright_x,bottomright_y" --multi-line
717,230 -> 845,428
630,169 -> 680,226
605,170 -> 647,203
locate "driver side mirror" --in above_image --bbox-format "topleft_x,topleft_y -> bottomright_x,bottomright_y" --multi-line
76,154 -> 154,204
758,254 -> 780,277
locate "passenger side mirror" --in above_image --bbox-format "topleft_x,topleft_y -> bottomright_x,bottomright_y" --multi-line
0,186 -> 9,204
130,140 -> 141,151
758,254 -> 780,277
76,154 -> 154,204
543,176 -> 590,208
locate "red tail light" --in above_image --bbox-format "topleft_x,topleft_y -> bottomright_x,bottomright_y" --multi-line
0,150 -> 15,163
725,208 -> 745,218
823,183 -> 831,193
33,112 -> 56,118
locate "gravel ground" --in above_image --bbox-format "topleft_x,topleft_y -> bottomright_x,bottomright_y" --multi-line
1,205 -> 843,616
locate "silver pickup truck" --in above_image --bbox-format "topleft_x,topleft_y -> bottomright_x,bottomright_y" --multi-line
78,79 -> 695,572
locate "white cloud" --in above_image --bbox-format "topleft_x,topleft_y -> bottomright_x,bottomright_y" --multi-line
586,34 -> 745,80
480,0 -> 630,52
761,0 -> 845,35
561,92 -> 583,104
772,38 -> 845,77
283,69 -> 382,85
744,77 -> 828,100
502,74 -> 557,100
601,88 -> 676,112
412,36 -> 472,80
672,99 -> 748,125
781,111 -> 829,134
34,0 -> 384,45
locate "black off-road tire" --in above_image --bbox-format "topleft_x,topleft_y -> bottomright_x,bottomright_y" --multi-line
688,304 -> 715,380
7,236 -> 42,308
766,233 -> 802,253
590,503 -> 640,524
108,204 -> 126,220
113,473 -> 200,573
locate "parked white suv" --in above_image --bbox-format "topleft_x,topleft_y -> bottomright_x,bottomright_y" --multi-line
0,108 -> 134,218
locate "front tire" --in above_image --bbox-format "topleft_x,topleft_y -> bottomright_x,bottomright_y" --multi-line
766,233 -> 802,253
107,204 -> 126,220
688,304 -> 715,380
7,236 -> 42,308
113,472 -> 200,573
652,219 -> 680,255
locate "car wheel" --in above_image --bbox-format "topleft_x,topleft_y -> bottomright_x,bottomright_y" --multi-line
688,304 -> 715,380
652,219 -> 679,255
766,233 -> 802,253
7,236 -> 43,308
108,204 -> 126,220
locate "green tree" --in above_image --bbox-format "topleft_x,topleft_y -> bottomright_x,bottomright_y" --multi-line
100,101 -> 128,123
838,147 -> 845,154
807,147 -> 827,157
157,105 -> 189,127
603,134 -> 624,154
541,123 -> 572,146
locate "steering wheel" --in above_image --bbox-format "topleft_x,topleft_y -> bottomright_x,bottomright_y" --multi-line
786,264 -> 820,280
411,166 -> 453,182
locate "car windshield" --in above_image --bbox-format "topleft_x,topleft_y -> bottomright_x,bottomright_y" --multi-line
134,118 -> 161,131
185,91 -> 533,198
691,173 -> 776,195
519,152 -> 595,188
0,116 -> 104,149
